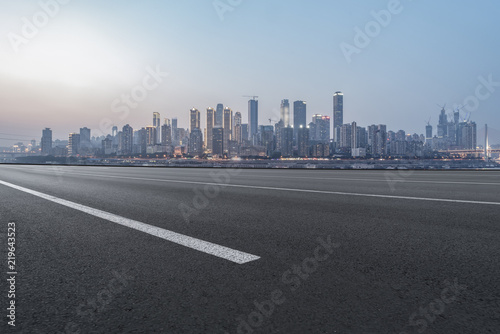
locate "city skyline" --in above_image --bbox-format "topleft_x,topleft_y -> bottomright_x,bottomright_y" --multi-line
1,1 -> 500,146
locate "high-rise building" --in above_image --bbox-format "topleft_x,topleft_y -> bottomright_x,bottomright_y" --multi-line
153,112 -> 161,143
223,107 -> 232,151
189,128 -> 203,156
437,107 -> 448,138
280,126 -> 294,157
248,99 -> 258,141
241,124 -> 249,144
280,99 -> 290,127
112,126 -> 118,137
297,126 -> 310,157
122,124 -> 133,155
68,133 -> 80,156
368,124 -> 387,156
79,127 -> 91,149
460,122 -> 477,150
172,118 -> 178,146
206,107 -> 214,151
340,124 -> 352,149
146,126 -> 157,146
190,108 -> 200,131
41,128 -> 52,155
333,92 -> 343,143
234,111 -> 242,144
212,127 -> 224,157
426,124 -> 433,140
215,104 -> 224,127
293,101 -> 307,142
161,119 -> 172,148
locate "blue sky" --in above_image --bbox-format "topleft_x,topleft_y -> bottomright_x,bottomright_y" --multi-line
1,0 -> 499,145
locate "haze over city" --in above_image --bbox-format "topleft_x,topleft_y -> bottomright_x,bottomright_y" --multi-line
1,0 -> 500,146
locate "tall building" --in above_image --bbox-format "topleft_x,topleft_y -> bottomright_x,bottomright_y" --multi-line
145,126 -> 157,146
190,108 -> 200,131
241,124 -> 249,144
460,122 -> 477,150
280,126 -> 294,157
333,91 -> 343,143
280,99 -> 290,127
426,124 -> 433,140
122,124 -> 133,155
234,111 -> 242,144
153,112 -> 161,143
248,99 -> 258,141
293,101 -> 307,142
340,124 -> 352,149
212,127 -> 224,157
41,128 -> 52,155
189,128 -> 203,156
172,118 -> 178,146
112,126 -> 118,137
297,126 -> 310,157
161,119 -> 172,147
206,107 -> 214,151
223,107 -> 232,151
79,127 -> 91,149
215,104 -> 224,127
437,107 -> 448,138
368,124 -> 387,156
68,133 -> 80,156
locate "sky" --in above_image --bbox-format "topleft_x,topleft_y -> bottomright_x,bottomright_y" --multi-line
1,0 -> 500,146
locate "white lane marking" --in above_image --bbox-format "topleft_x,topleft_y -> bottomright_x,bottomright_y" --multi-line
39,171 -> 500,206
0,179 -> 260,264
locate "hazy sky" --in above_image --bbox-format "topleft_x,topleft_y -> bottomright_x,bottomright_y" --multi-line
1,0 -> 499,146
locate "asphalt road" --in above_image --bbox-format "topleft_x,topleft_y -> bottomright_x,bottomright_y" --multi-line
0,165 -> 499,333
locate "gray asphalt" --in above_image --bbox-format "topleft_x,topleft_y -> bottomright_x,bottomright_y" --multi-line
0,165 -> 499,333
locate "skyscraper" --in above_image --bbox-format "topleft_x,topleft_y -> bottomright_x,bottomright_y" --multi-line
234,111 -> 242,144
153,112 -> 161,143
212,127 -> 224,157
122,124 -> 134,155
248,99 -> 258,141
190,108 -> 200,131
79,127 -> 91,149
161,119 -> 172,148
189,128 -> 203,156
293,101 -> 307,142
206,107 -> 214,151
297,126 -> 310,157
280,99 -> 290,127
215,104 -> 224,127
146,126 -> 157,146
41,128 -> 52,155
223,107 -> 233,151
68,133 -> 80,156
333,92 -> 343,143
172,118 -> 178,146
280,126 -> 293,157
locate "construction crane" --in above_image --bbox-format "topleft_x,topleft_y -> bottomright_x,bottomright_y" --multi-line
425,117 -> 431,126
242,95 -> 259,100
268,118 -> 278,125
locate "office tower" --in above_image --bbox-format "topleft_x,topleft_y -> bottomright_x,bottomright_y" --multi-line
172,118 -> 178,146
189,128 -> 203,156
426,124 -> 433,140
357,126 -> 367,148
68,133 -> 80,156
41,128 -> 52,155
461,122 -> 477,150
293,101 -> 307,142
190,108 -> 200,131
437,107 -> 448,138
215,104 -> 224,127
206,107 -> 214,151
145,126 -> 156,146
138,128 -> 147,154
280,99 -> 290,127
368,124 -> 387,156
297,126 -> 310,157
319,116 -> 331,143
258,125 -> 274,156
161,119 -> 172,148
234,111 -> 242,144
340,124 -> 352,149
248,98 -> 259,141
280,126 -> 293,157
112,126 -> 118,137
351,122 -> 358,149
153,112 -> 161,143
79,127 -> 91,149
122,124 -> 134,155
241,124 -> 249,144
212,127 -> 224,157
333,91 -> 343,143
223,107 -> 232,151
